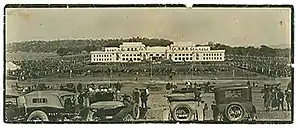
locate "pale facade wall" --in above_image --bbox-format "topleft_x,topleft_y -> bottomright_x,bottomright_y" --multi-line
91,42 -> 225,63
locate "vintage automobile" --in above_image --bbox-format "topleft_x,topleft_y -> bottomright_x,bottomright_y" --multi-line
24,90 -> 85,121
165,89 -> 204,122
214,85 -> 257,121
60,83 -> 77,93
88,96 -> 140,122
11,83 -> 24,91
5,90 -> 139,122
5,93 -> 26,122
146,84 -> 162,91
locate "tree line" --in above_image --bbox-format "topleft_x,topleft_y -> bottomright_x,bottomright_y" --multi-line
6,37 -> 291,57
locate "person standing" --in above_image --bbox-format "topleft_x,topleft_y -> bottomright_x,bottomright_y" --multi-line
285,89 -> 292,111
132,88 -> 140,107
194,89 -> 201,106
203,103 -> 209,121
262,89 -> 270,111
141,88 -> 149,109
211,100 -> 219,121
277,89 -> 285,111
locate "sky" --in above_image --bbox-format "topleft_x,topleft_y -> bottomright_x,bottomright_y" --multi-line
5,8 -> 291,47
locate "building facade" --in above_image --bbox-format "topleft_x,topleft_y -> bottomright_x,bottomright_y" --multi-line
91,42 -> 225,63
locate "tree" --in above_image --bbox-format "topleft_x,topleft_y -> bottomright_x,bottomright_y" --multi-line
56,48 -> 69,57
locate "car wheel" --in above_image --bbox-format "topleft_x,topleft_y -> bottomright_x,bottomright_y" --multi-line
122,114 -> 134,122
171,104 -> 193,122
27,110 -> 49,122
224,102 -> 246,121
132,103 -> 140,120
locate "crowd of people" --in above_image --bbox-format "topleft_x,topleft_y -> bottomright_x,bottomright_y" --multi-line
262,84 -> 292,111
231,56 -> 292,78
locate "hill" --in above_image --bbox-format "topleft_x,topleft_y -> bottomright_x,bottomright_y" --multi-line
6,37 -> 291,57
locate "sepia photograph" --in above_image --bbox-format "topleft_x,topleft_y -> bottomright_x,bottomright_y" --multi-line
3,5 -> 293,123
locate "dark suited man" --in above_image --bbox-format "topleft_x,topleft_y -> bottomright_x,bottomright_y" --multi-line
277,89 -> 285,111
285,89 -> 292,111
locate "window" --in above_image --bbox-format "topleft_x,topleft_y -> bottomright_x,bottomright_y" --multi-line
206,57 -> 209,60
220,53 -> 223,56
214,57 -> 216,60
175,54 -> 177,56
162,54 -> 165,56
203,54 -> 205,56
220,57 -> 223,60
216,53 -> 219,56
134,58 -> 136,61
186,57 -> 189,60
122,54 -> 125,56
186,47 -> 188,50
196,57 -> 199,60
150,54 -> 153,56
93,55 -> 95,57
169,54 -> 172,57
131,48 -> 134,51
137,58 -> 141,61
225,89 -> 242,98
190,57 -> 193,60
137,54 -> 140,56
126,58 -> 128,61
122,58 -> 125,61
190,54 -> 192,56
127,48 -> 130,51
179,57 -> 181,60
175,57 -> 177,60
134,48 -> 137,51
179,54 -> 181,56
130,54 -> 132,56
156,54 -> 159,56
33,98 -> 47,103
93,59 -> 95,61
133,54 -> 136,56
203,57 -> 205,60
130,58 -> 132,61
217,57 -> 219,60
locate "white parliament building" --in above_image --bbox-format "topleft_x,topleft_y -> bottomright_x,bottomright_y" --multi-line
90,42 -> 225,63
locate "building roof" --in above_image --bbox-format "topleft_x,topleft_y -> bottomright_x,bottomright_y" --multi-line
6,62 -> 20,71
121,42 -> 145,46
171,42 -> 195,46
146,46 -> 167,52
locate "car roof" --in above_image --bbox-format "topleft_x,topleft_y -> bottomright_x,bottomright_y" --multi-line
25,90 -> 76,97
214,84 -> 250,90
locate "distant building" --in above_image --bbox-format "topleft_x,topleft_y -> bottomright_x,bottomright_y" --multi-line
91,42 -> 225,63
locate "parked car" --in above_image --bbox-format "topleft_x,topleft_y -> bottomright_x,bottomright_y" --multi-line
5,90 -> 139,122
5,93 -> 26,122
214,85 -> 257,121
88,97 -> 139,122
165,92 -> 202,122
24,90 -> 85,122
